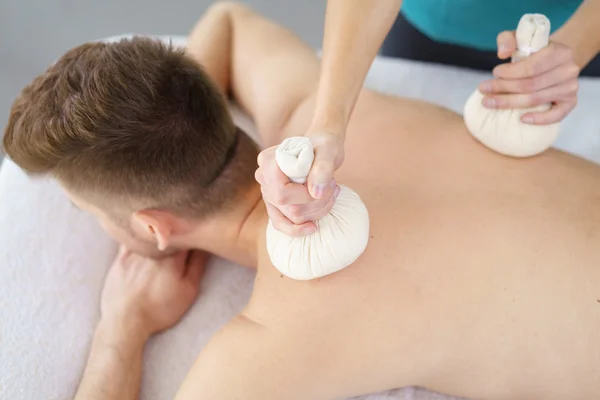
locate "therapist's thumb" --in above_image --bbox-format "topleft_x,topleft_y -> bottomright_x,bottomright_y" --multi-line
497,30 -> 517,60
307,152 -> 336,199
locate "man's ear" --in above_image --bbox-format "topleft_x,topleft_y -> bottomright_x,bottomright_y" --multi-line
131,209 -> 175,251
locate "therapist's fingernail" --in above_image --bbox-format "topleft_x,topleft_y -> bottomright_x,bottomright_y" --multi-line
483,98 -> 497,108
499,43 -> 508,53
313,184 -> 326,198
480,82 -> 492,93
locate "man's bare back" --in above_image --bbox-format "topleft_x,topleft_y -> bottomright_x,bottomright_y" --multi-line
174,5 -> 600,399
238,91 -> 600,400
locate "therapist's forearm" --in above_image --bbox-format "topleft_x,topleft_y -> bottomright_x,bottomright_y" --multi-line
74,319 -> 149,400
311,0 -> 402,136
551,0 -> 600,69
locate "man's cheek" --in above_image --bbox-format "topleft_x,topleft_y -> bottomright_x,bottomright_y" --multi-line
98,219 -> 128,243
99,220 -> 171,258
127,242 -> 175,259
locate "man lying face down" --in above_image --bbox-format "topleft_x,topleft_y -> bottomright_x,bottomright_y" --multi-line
4,35 -> 261,261
4,3 -> 600,400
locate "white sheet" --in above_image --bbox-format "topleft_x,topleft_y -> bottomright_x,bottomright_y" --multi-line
2,34 -> 599,400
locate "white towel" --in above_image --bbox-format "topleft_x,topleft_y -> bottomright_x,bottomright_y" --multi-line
2,34 -> 600,400
275,136 -> 315,184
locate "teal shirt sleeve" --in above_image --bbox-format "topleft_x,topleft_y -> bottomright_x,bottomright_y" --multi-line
401,0 -> 583,51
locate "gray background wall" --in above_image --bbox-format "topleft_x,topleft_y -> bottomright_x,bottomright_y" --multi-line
0,0 -> 325,162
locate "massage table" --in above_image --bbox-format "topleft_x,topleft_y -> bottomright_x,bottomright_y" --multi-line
1,35 -> 599,400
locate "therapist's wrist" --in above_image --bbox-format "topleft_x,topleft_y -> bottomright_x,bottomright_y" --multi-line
309,104 -> 351,137
551,28 -> 600,70
307,118 -> 347,140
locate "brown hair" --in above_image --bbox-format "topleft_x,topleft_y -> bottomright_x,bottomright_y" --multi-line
3,37 -> 258,217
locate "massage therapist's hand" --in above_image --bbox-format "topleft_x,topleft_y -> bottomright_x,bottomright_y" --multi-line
255,134 -> 343,237
101,246 -> 207,337
478,31 -> 580,125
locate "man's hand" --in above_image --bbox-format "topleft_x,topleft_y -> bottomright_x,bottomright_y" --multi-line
101,246 -> 207,337
478,31 -> 580,125
255,135 -> 342,237
75,248 -> 207,400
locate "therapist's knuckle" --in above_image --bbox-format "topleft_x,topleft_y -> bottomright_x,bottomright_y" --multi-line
254,168 -> 263,184
271,219 -> 285,233
289,215 -> 306,225
487,80 -> 500,92
568,80 -> 579,94
566,64 -> 580,78
564,63 -> 581,80
561,45 -> 574,60
311,163 -> 327,178
270,217 -> 288,233
525,62 -> 539,77
272,188 -> 288,205
256,151 -> 267,166
286,204 -> 304,220
529,91 -> 544,105
520,77 -> 537,92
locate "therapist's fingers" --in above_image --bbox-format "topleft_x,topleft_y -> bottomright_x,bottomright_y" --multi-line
306,134 -> 344,199
256,154 -> 314,205
493,42 -> 572,79
299,185 -> 340,222
272,181 -> 338,224
257,172 -> 315,205
496,31 -> 517,60
521,100 -> 577,125
479,63 -> 580,95
261,179 -> 336,222
481,81 -> 577,109
256,145 -> 277,166
265,203 -> 316,237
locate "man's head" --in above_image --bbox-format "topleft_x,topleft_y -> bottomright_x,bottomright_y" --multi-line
3,37 -> 258,256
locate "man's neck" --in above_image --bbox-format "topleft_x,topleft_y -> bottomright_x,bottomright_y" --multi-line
234,192 -> 268,267
185,185 -> 267,268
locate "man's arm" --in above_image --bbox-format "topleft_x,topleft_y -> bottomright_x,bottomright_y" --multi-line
74,249 -> 205,400
186,2 -> 321,147
173,314 -> 328,400
74,321 -> 147,400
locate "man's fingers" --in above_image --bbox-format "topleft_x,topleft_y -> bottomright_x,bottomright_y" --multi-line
266,202 -> 316,236
170,251 -> 191,278
185,251 -> 208,285
116,245 -> 130,261
481,81 -> 577,109
521,100 -> 577,125
496,30 -> 517,59
480,63 -> 580,94
493,43 -> 569,79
